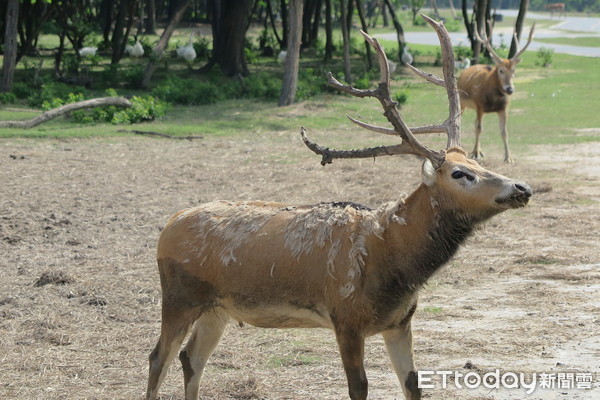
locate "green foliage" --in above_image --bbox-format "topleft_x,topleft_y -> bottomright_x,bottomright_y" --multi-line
296,68 -> 327,102
240,72 -> 281,100
536,47 -> 554,67
393,90 -> 409,107
28,82 -> 88,108
41,92 -> 85,110
152,76 -> 224,105
353,72 -> 374,90
12,83 -> 31,99
122,64 -> 145,89
71,94 -> 166,125
193,37 -> 211,60
0,92 -> 17,104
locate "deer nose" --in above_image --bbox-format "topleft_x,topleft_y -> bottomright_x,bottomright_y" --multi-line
515,182 -> 532,197
505,86 -> 514,95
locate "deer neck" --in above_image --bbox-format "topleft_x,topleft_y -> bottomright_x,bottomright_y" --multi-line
382,184 -> 477,287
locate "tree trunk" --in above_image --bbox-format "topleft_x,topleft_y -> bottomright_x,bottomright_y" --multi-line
473,0 -> 487,64
509,0 -> 529,58
340,0 -> 352,83
324,0 -> 334,61
1,0 -> 19,93
142,0 -> 192,88
279,0 -> 303,106
462,0 -> 475,54
202,0 -> 254,77
383,0 -> 406,62
145,0 -> 157,34
355,0 -> 373,70
0,97 -> 132,129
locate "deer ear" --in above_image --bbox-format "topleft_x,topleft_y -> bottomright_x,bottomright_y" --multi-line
422,159 -> 437,187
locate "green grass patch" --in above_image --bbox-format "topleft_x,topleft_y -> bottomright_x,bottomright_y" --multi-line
536,37 -> 600,47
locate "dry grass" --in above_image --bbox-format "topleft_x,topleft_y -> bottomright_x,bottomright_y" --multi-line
1,135 -> 599,399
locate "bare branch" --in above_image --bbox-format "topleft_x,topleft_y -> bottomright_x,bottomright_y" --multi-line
0,97 -> 132,129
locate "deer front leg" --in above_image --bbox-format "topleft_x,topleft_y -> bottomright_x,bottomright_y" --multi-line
498,109 -> 513,163
335,328 -> 368,400
471,109 -> 485,159
381,315 -> 421,400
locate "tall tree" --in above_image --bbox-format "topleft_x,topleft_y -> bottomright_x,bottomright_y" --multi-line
383,0 -> 406,62
509,0 -> 530,58
145,0 -> 157,34
1,0 -> 19,93
340,0 -> 352,83
279,0 -> 304,106
201,0 -> 254,76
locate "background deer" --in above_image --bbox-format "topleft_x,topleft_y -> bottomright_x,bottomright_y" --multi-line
457,24 -> 535,163
545,3 -> 566,17
146,16 -> 532,400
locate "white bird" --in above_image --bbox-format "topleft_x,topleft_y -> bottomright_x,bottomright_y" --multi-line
126,41 -> 144,57
277,50 -> 287,64
401,46 -> 413,65
177,35 -> 197,63
177,43 -> 196,62
387,60 -> 397,74
454,57 -> 471,69
78,47 -> 98,57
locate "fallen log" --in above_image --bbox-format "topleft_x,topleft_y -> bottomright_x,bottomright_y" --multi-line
0,97 -> 132,129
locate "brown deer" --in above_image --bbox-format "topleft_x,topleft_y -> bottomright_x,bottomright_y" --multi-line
146,16 -> 532,400
457,24 -> 535,163
545,3 -> 566,18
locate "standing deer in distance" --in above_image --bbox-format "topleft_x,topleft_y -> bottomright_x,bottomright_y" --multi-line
146,16 -> 533,400
457,23 -> 535,163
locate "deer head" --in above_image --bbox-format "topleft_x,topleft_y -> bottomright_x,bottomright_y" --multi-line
301,15 -> 531,218
475,23 -> 536,95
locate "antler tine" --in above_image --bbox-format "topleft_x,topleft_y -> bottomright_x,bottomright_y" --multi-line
512,22 -> 536,61
475,20 -> 503,64
419,14 -> 461,149
302,19 -> 461,167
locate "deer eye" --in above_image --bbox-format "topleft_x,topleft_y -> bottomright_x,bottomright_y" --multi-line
452,170 -> 475,181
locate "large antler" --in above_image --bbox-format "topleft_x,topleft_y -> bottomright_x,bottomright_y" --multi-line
511,23 -> 536,62
476,21 -> 536,64
301,15 -> 461,168
475,21 -> 503,65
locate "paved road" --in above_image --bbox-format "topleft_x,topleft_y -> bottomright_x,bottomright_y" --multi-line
376,10 -> 600,57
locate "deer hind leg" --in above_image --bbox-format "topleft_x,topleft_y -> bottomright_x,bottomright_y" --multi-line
146,303 -> 199,400
335,328 -> 368,400
471,109 -> 485,159
179,309 -> 230,400
498,109 -> 513,163
382,319 -> 422,400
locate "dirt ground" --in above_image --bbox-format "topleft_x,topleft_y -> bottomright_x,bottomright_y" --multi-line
1,125 -> 599,399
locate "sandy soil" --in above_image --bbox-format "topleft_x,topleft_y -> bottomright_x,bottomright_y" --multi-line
1,132 -> 598,400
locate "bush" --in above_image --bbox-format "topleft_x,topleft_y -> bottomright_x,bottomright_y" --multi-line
122,64 -> 145,89
152,76 -> 224,105
71,94 -> 166,124
393,90 -> 409,107
0,92 -> 17,104
240,72 -> 280,100
537,47 -> 554,67
28,82 -> 87,108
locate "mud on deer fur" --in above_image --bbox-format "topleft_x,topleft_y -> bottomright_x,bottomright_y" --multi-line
147,15 -> 532,400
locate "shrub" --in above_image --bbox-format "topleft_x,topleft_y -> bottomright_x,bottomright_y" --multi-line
0,92 -> 17,104
122,64 -> 145,89
152,76 -> 224,105
393,90 -> 409,107
71,94 -> 166,124
537,47 -> 554,67
241,72 -> 280,100
28,82 -> 87,108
